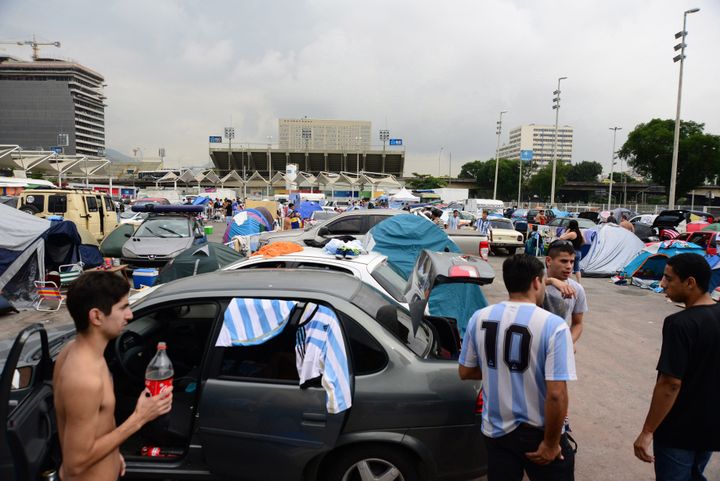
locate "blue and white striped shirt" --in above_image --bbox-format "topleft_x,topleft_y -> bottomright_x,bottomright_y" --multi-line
459,301 -> 577,438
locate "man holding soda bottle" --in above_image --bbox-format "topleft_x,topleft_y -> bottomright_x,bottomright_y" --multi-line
54,271 -> 173,481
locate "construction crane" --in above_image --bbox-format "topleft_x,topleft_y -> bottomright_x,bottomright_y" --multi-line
0,34 -> 60,60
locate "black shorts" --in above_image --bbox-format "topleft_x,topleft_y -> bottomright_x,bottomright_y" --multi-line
484,424 -> 576,481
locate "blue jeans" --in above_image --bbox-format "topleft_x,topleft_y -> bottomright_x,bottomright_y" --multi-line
654,440 -> 712,481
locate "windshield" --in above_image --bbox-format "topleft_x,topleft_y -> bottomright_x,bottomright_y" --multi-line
351,282 -> 431,357
576,218 -> 596,229
490,219 -> 514,229
120,211 -> 146,219
370,259 -> 408,303
135,218 -> 190,238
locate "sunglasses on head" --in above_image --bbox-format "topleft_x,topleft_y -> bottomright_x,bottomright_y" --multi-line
549,239 -> 573,248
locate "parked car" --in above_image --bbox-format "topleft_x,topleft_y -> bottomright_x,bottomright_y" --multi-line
577,211 -> 601,224
634,210 -> 716,242
487,218 -> 524,255
132,197 -> 170,207
629,214 -> 657,225
1,251 -> 493,481
118,210 -> 149,227
305,209 -> 339,227
675,231 -> 719,254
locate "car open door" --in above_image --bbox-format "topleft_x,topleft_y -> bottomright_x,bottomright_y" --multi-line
404,250 -> 495,334
0,324 -> 59,481
197,298 -> 350,481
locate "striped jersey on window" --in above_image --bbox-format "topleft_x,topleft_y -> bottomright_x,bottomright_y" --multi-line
217,298 -> 296,346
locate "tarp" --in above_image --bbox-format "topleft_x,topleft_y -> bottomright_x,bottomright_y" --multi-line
389,188 -> 420,202
192,196 -> 211,205
364,214 -> 488,335
621,240 -> 706,280
579,223 -> 645,277
157,242 -> 243,284
706,254 -> 720,292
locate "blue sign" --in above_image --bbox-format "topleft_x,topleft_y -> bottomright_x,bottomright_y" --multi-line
389,139 -> 403,146
50,146 -> 63,154
520,150 -> 533,161
209,136 -> 222,143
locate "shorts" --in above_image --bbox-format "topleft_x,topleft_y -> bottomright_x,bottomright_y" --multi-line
573,250 -> 582,273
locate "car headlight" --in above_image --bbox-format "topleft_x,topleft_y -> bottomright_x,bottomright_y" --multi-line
517,235 -> 523,242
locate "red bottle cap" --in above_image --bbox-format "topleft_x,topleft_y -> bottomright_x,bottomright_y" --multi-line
157,342 -> 167,350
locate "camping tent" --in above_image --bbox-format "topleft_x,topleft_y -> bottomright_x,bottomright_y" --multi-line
0,204 -> 103,306
297,201 -> 322,219
578,223 -> 645,277
621,240 -> 706,280
706,254 -> 720,292
157,243 -> 243,284
223,211 -> 269,243
389,188 -> 420,202
364,214 -> 488,335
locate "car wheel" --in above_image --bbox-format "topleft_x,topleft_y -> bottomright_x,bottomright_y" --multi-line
507,247 -> 517,256
20,204 -> 39,215
322,445 -> 420,481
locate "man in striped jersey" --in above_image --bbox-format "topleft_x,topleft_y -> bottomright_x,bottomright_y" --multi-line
459,254 -> 577,481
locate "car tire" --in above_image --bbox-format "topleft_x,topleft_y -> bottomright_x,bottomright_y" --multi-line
19,204 -> 39,215
321,445 -> 421,481
507,247 -> 517,256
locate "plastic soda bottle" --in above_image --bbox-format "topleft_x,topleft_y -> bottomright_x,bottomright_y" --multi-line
145,342 -> 173,396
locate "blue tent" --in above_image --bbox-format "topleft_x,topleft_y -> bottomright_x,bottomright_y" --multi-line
365,214 -> 489,335
298,201 -> 322,219
192,196 -> 211,205
704,254 -> 720,292
621,240 -> 706,280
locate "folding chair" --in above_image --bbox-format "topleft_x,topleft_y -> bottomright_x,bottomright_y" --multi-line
59,262 -> 84,287
34,281 -> 65,311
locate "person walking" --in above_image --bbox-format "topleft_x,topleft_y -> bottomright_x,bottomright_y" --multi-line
459,254 -> 577,481
634,253 -> 720,480
476,210 -> 491,235
447,209 -> 461,230
54,272 -> 172,481
557,220 -> 586,283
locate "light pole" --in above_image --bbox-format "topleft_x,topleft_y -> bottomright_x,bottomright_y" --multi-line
380,129 -> 389,174
224,127 -> 235,173
437,146 -> 444,177
550,76 -> 567,206
669,7 -> 700,209
266,136 -> 273,197
302,128 -> 311,171
355,136 -> 362,199
493,110 -> 507,200
608,127 -> 622,210
158,147 -> 165,170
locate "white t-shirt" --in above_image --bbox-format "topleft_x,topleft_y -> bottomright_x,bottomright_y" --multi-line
543,277 -> 588,325
459,301 -> 577,438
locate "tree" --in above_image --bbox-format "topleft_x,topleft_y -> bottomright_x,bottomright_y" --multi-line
405,172 -> 447,189
526,163 -> 572,201
566,161 -> 603,182
617,119 -> 720,198
458,158 -> 520,200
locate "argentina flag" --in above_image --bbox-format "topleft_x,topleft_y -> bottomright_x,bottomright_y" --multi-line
217,298 -> 296,346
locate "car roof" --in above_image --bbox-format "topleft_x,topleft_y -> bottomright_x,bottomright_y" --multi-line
332,209 -> 405,218
137,269 -> 364,305
229,248 -> 387,267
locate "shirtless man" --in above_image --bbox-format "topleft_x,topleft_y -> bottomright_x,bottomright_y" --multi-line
54,271 -> 173,481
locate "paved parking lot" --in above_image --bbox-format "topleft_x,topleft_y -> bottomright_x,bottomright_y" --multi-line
2,232 -> 719,480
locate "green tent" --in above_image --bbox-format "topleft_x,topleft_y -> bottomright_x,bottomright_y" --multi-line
702,223 -> 720,232
157,242 -> 243,284
100,224 -> 134,258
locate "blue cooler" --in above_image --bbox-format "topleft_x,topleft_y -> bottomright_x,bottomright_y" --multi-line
133,268 -> 158,288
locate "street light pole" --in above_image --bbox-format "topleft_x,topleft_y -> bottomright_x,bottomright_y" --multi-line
550,76 -> 567,206
493,110 -> 507,200
669,7 -> 700,209
608,127 -> 622,210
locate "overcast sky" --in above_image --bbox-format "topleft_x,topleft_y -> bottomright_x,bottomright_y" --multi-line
2,0 -> 719,177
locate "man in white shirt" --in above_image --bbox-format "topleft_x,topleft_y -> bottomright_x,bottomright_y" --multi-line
476,210 -> 491,235
459,254 -> 577,481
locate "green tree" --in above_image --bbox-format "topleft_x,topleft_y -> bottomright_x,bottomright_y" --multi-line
617,119 -> 720,198
566,161 -> 603,182
526,163 -> 572,201
458,158 -> 520,200
459,160 -> 485,180
405,172 -> 447,189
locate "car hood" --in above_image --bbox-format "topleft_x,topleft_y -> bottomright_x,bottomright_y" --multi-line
122,236 -> 192,258
260,230 -> 304,242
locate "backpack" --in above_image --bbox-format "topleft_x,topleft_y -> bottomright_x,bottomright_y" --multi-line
525,231 -> 544,256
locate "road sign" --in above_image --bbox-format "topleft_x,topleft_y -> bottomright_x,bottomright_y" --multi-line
389,139 -> 403,146
520,150 -> 533,161
209,136 -> 222,143
50,146 -> 63,154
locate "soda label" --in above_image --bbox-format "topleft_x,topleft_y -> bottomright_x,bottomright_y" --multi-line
145,377 -> 172,396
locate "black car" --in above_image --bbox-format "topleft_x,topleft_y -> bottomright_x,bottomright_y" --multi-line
1,252 -> 492,481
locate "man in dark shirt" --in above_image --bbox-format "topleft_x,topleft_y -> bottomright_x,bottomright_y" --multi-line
633,253 -> 720,480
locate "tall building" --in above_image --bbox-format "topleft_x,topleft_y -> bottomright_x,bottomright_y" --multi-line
279,118 -> 371,151
0,55 -> 106,156
498,123 -> 573,168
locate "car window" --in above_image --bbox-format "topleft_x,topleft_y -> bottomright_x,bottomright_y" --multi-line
237,261 -> 289,269
367,215 -> 392,229
47,195 -> 66,213
351,282 -> 431,357
85,196 -> 99,212
135,218 -> 190,237
326,216 -> 364,234
103,196 -> 115,211
294,262 -> 353,276
490,219 -> 514,229
577,218 -> 596,229
548,218 -> 561,226
341,314 -> 388,375
23,194 -> 45,212
370,259 -> 408,303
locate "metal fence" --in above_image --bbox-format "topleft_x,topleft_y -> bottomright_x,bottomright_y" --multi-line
507,202 -> 720,218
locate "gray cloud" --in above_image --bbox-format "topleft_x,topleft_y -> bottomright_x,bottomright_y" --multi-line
1,0 -> 718,177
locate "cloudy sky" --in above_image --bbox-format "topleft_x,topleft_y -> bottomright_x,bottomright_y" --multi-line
2,0 -> 718,176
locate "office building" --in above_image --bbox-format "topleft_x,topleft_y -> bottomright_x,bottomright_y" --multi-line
0,55 -> 106,156
498,123 -> 573,168
279,118 -> 371,151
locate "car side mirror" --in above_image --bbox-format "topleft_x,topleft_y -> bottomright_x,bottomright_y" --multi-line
317,226 -> 330,237
11,366 -> 33,390
124,233 -> 132,238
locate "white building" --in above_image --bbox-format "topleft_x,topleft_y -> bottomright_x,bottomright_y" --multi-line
498,124 -> 573,169
279,118 -> 371,151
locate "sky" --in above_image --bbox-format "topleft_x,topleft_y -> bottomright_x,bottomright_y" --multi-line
1,0 -> 719,177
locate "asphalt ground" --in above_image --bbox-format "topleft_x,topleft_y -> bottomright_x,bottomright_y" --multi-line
1,222 -> 719,480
